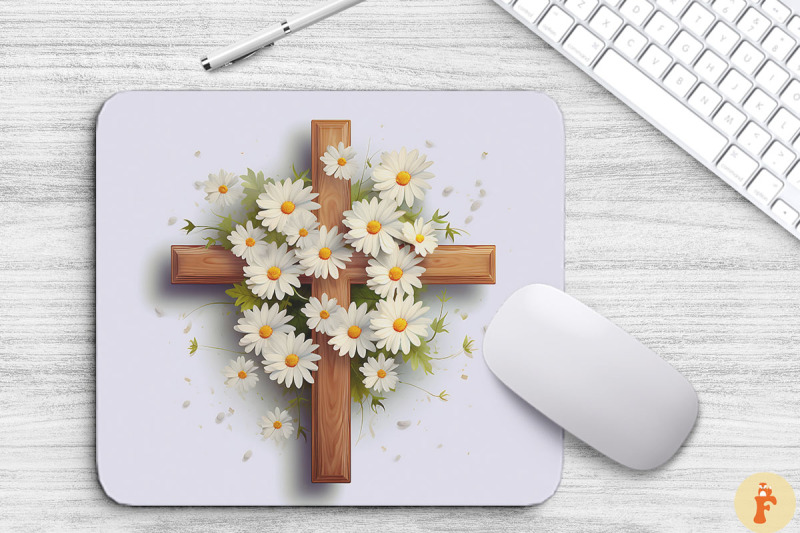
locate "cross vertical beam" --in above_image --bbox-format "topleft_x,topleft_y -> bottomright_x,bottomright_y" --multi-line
310,120 -> 352,483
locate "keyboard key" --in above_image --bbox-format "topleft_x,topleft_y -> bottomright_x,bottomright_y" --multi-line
780,80 -> 800,115
763,141 -> 795,173
694,50 -> 727,83
711,0 -> 745,22
706,21 -> 739,55
768,108 -> 800,142
645,12 -> 679,45
762,0 -> 791,23
539,6 -> 575,41
688,83 -> 722,115
670,30 -> 703,64
785,49 -> 800,78
756,61 -> 789,94
747,169 -> 783,204
590,7 -> 624,39
787,16 -> 800,39
718,145 -> 758,184
771,199 -> 799,225
664,64 -> 697,97
514,0 -> 549,22
713,103 -> 747,134
620,0 -> 654,24
730,41 -> 764,75
743,89 -> 777,121
738,122 -> 771,154
615,25 -> 648,58
718,70 -> 752,103
737,8 -> 770,41
639,44 -> 672,77
656,0 -> 689,17
762,27 -> 796,61
564,25 -> 605,65
682,3 -> 715,36
787,163 -> 800,188
565,0 -> 599,20
594,50 -> 727,161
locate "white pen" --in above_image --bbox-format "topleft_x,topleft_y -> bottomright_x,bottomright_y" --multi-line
201,0 -> 367,71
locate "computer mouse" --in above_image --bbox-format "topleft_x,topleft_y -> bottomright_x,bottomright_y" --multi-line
483,284 -> 698,470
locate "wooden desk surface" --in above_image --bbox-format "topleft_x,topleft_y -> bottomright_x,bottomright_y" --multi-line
2,0 -> 799,530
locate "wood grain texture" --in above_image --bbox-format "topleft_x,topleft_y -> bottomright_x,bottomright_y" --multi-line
172,245 -> 496,284
310,119 -> 352,483
3,0 -> 800,530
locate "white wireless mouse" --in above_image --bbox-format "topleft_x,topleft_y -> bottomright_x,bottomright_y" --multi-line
484,284 -> 698,470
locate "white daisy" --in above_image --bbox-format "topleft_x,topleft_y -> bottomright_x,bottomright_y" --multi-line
296,225 -> 352,280
243,242 -> 302,299
328,302 -> 377,358
360,353 -> 399,393
371,148 -> 434,207
260,407 -> 294,441
227,220 -> 268,263
256,178 -> 320,232
203,169 -> 242,208
366,246 -> 425,299
370,295 -> 432,355
402,217 -> 438,257
282,211 -> 320,249
233,303 -> 295,356
222,356 -> 260,393
343,197 -> 404,257
301,294 -> 340,335
262,332 -> 321,388
320,141 -> 359,181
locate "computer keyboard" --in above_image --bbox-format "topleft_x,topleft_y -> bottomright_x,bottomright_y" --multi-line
496,0 -> 800,239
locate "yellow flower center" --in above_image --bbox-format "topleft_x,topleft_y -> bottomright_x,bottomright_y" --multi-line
366,220 -> 382,234
267,266 -> 281,280
238,370 -> 248,379
337,157 -> 347,166
273,420 -> 282,429
259,325 -> 273,339
319,310 -> 330,319
393,318 -> 408,332
245,237 -> 256,247
285,354 -> 299,368
347,325 -> 362,339
319,247 -> 332,260
218,185 -> 228,194
299,228 -> 308,237
280,201 -> 295,214
415,234 -> 425,243
388,267 -> 403,281
377,369 -> 387,378
396,171 -> 411,186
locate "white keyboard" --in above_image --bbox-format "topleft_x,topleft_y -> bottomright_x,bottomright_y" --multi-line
496,0 -> 800,239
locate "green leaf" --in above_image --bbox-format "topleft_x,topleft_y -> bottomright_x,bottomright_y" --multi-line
203,236 -> 217,249
436,288 -> 452,304
181,219 -> 196,234
350,358 -> 371,404
370,395 -> 386,413
292,164 -> 311,185
351,284 -> 382,310
430,315 -> 449,335
399,205 -> 422,224
241,168 -> 269,211
431,209 -> 449,224
463,335 -> 475,357
402,338 -> 434,375
225,282 -> 264,312
188,337 -> 198,355
297,425 -> 308,442
444,223 -> 466,242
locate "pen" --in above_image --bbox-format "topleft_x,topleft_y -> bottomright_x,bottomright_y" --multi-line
201,0 -> 367,71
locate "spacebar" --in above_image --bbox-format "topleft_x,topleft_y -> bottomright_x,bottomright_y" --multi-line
594,50 -> 727,162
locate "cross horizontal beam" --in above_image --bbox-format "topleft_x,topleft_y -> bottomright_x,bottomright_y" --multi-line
171,244 -> 496,285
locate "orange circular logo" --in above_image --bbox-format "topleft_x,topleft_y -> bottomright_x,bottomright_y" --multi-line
734,473 -> 796,532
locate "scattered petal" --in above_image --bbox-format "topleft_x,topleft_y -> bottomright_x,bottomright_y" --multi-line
167,216 -> 178,225
461,374 -> 469,380
194,151 -> 201,158
397,420 -> 411,430
481,152 -> 488,159
442,186 -> 453,197
183,321 -> 192,334
182,400 -> 190,408
470,200 -> 482,212
465,216 -> 473,224
154,306 -> 165,317
479,189 -> 486,197
184,377 -> 191,383
242,450 -> 252,462
425,140 -> 435,148
216,412 -> 225,424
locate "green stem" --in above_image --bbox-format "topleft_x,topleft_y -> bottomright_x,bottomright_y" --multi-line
200,345 -> 247,355
398,380 -> 448,402
184,301 -> 233,318
295,388 -> 302,440
429,349 -> 464,361
427,298 -> 447,344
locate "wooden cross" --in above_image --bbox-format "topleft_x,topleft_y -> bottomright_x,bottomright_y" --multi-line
171,120 -> 496,483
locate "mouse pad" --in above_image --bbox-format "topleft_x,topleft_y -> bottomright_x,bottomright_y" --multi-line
96,91 -> 565,505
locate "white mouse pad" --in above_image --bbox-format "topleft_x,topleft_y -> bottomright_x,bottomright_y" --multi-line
96,91 -> 565,505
